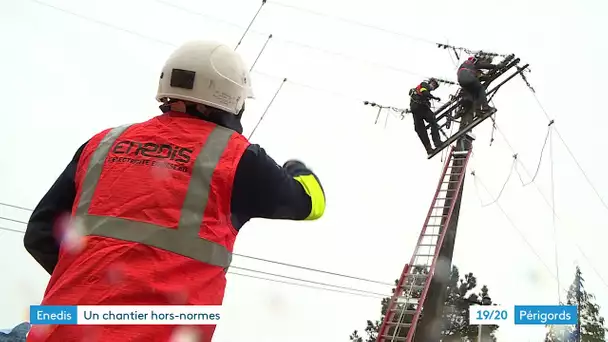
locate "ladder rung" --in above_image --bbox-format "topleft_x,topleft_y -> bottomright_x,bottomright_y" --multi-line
422,233 -> 440,236
411,264 -> 430,268
384,321 -> 414,328
414,254 -> 434,257
380,335 -> 407,341
418,243 -> 436,247
432,206 -> 448,209
436,197 -> 453,200
387,310 -> 417,317
453,150 -> 469,155
406,273 -> 427,278
429,215 -> 447,218
400,283 -> 424,290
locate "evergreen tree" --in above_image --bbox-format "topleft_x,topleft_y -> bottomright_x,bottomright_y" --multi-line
350,265 -> 499,341
545,266 -> 607,341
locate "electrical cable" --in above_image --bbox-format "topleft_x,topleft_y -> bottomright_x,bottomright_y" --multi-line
232,253 -> 393,286
477,126 -> 608,291
515,86 -> 608,290
471,173 -> 569,295
0,216 -> 28,225
524,81 -> 608,214
513,124 -> 551,186
266,1 -> 438,46
229,266 -> 388,297
479,157 -> 516,208
0,225 -> 28,234
143,0 -> 429,78
549,127 -> 561,303
0,224 -> 390,299
25,0 -> 394,106
226,271 -> 386,299
0,212 -> 394,287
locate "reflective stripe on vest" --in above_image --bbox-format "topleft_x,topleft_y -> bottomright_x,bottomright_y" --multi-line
75,124 -> 235,269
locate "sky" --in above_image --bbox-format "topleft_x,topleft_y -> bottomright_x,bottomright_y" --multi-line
0,0 -> 607,341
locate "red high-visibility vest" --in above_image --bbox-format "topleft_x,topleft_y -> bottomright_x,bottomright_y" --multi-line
28,111 -> 250,342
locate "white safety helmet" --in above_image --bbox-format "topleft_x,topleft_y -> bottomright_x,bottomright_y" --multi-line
156,40 -> 254,115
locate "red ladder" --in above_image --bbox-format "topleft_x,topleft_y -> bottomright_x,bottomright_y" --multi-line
377,147 -> 472,342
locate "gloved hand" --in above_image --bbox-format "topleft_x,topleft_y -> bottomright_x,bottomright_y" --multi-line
283,159 -> 309,176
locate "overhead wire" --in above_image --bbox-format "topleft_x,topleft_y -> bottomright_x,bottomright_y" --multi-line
0,222 -> 391,299
265,1 -> 438,46
513,123 -> 551,186
0,210 -> 394,287
25,0 -> 401,107
229,266 -> 388,297
148,0 -> 430,78
470,172 -> 568,296
479,156 -> 516,208
479,122 -> 608,291
226,272 -> 385,299
516,83 -> 608,290
531,91 -> 608,213
549,126 -> 561,303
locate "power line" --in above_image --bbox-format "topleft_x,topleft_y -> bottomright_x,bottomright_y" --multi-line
265,1 -> 438,46
0,202 -> 33,211
514,86 -> 608,290
479,156 -> 516,208
513,123 -> 552,186
233,253 -> 393,286
0,216 -> 28,225
0,222 -> 390,299
480,124 -> 608,291
524,81 -> 608,214
25,0 -> 406,106
549,126 -> 561,303
230,266 -> 388,296
227,272 -> 386,299
471,172 -> 569,296
148,0 -> 429,78
0,213 -> 393,287
0,225 -> 27,234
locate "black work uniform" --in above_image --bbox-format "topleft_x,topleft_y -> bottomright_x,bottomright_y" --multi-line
457,59 -> 496,109
410,82 -> 441,152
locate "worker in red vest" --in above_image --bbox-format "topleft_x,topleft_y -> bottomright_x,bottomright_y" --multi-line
24,40 -> 326,342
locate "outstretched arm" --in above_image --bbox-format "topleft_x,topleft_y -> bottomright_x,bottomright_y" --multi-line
231,144 -> 325,226
24,142 -> 87,275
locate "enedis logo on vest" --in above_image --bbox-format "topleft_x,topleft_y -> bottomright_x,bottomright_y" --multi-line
108,140 -> 194,173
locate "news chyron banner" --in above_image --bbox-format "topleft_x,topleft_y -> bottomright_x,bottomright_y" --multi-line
30,306 -> 222,325
469,304 -> 578,327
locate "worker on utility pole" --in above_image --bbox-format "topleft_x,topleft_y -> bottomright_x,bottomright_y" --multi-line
24,40 -> 326,342
409,78 -> 442,155
457,54 -> 498,116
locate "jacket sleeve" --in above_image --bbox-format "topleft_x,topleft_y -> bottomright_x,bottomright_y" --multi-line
231,144 -> 326,225
476,62 -> 497,70
24,142 -> 87,275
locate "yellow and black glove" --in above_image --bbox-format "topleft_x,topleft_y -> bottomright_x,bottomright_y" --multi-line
283,160 -> 326,220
